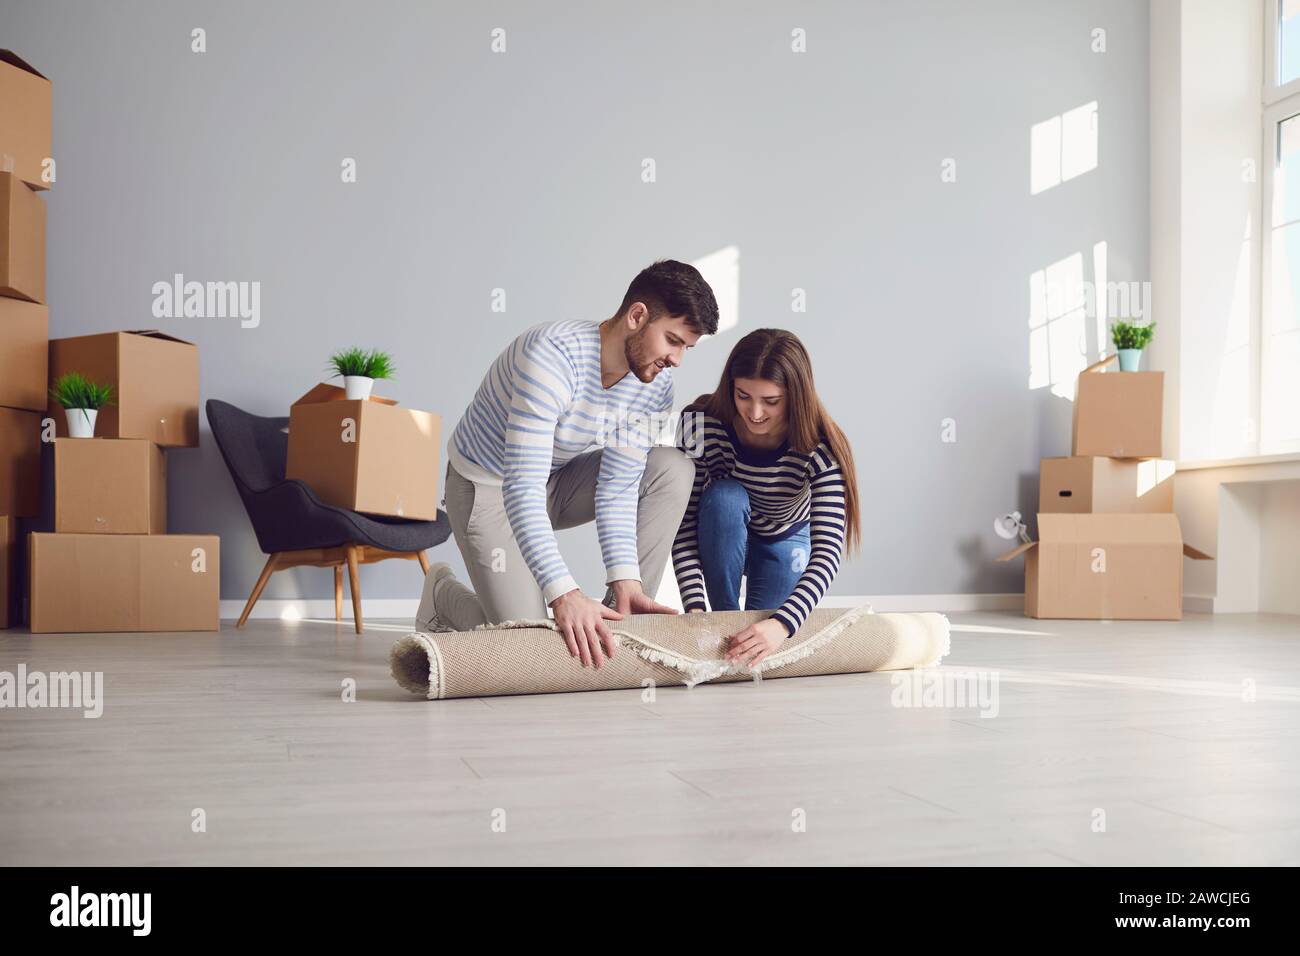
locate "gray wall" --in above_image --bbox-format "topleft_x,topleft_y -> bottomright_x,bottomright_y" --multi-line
1,0 -> 1149,602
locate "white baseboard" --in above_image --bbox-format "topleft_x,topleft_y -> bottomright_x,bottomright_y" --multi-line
818,593 -> 1024,612
220,592 -> 1024,621
1183,594 -> 1216,614
220,599 -> 422,621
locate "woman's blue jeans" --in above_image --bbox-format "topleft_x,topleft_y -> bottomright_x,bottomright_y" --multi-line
696,478 -> 810,612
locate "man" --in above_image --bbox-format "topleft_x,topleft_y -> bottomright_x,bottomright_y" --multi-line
418,260 -> 720,668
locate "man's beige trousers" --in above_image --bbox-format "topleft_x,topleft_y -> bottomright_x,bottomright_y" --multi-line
437,446 -> 695,628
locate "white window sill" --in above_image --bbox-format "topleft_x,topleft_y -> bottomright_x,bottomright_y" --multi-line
1176,452 -> 1300,471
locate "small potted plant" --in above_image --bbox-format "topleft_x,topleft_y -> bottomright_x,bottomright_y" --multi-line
1110,320 -> 1156,372
329,347 -> 394,400
49,371 -> 114,438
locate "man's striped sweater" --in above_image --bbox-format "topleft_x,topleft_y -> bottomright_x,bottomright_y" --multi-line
448,320 -> 673,605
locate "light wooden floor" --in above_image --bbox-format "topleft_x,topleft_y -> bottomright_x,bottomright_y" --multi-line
2,610 -> 1298,866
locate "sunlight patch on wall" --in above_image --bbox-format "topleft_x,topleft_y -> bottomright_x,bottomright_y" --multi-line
1030,101 -> 1099,195
690,245 -> 740,336
1092,240 -> 1109,354
1029,252 -> 1089,399
1136,459 -> 1176,497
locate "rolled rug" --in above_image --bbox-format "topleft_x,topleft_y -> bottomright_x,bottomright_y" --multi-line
390,606 -> 949,701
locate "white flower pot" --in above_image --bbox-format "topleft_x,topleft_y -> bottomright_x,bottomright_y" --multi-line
344,376 -> 374,400
66,407 -> 98,438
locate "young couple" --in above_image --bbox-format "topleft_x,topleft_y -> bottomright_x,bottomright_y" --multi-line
417,260 -> 860,669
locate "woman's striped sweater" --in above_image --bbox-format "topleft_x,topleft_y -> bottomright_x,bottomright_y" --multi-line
671,411 -> 848,636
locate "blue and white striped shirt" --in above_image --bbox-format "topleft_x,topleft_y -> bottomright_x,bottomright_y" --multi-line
448,320 -> 674,605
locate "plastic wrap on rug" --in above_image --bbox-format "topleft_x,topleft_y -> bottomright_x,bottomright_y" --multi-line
390,606 -> 950,700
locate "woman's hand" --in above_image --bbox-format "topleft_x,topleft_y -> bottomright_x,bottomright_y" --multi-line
725,617 -> 789,667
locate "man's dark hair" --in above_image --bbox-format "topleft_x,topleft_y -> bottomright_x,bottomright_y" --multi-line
618,259 -> 719,335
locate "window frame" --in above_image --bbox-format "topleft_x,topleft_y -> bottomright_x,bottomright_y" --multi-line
1261,2 -> 1300,453
1265,0 -> 1300,103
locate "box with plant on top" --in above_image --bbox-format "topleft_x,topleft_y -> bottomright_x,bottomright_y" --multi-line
329,348 -> 395,400
49,371 -> 114,438
1111,320 -> 1156,372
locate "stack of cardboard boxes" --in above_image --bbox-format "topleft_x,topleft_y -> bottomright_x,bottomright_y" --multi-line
1,49 -> 220,633
0,50 -> 51,630
1000,355 -> 1212,620
30,331 -> 220,632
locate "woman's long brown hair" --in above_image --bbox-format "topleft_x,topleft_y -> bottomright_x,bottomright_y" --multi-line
685,328 -> 861,554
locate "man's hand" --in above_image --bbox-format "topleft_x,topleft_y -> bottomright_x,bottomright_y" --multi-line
725,618 -> 789,667
550,589 -> 623,668
609,579 -> 680,617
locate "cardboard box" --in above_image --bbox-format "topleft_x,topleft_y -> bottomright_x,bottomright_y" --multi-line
0,296 -> 48,409
48,331 -> 199,446
29,533 -> 219,633
997,512 -> 1212,620
0,51 -> 52,192
54,438 -> 166,534
285,383 -> 440,519
1072,355 -> 1163,458
0,406 -> 41,517
0,516 -> 14,628
1040,456 -> 1175,514
0,171 -> 45,302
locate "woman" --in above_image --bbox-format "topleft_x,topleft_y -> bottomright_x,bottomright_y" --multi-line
671,328 -> 860,666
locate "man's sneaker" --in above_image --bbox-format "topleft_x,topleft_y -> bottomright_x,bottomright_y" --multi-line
415,562 -> 458,633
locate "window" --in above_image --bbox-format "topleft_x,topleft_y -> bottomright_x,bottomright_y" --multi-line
1272,0 -> 1300,95
1261,1 -> 1300,452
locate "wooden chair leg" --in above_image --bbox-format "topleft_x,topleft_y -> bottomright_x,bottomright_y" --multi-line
334,565 -> 343,621
416,550 -> 430,574
237,554 -> 279,628
346,546 -> 363,634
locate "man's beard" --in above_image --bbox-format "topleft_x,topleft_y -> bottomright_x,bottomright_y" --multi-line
624,327 -> 660,383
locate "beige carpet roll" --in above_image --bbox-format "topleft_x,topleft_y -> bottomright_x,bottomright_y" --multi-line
390,606 -> 949,700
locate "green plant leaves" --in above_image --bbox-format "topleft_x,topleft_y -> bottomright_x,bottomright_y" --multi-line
49,371 -> 114,410
1110,320 -> 1156,350
328,347 -> 395,380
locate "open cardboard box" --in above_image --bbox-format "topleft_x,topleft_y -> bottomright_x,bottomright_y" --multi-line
29,533 -> 219,633
54,438 -> 166,534
0,170 -> 46,302
285,383 -> 440,520
0,51 -> 52,192
0,296 -> 48,410
48,330 -> 199,446
1072,354 -> 1164,459
997,513 -> 1212,620
1040,456 -> 1175,514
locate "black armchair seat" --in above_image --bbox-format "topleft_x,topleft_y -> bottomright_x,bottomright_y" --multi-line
206,399 -> 452,632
